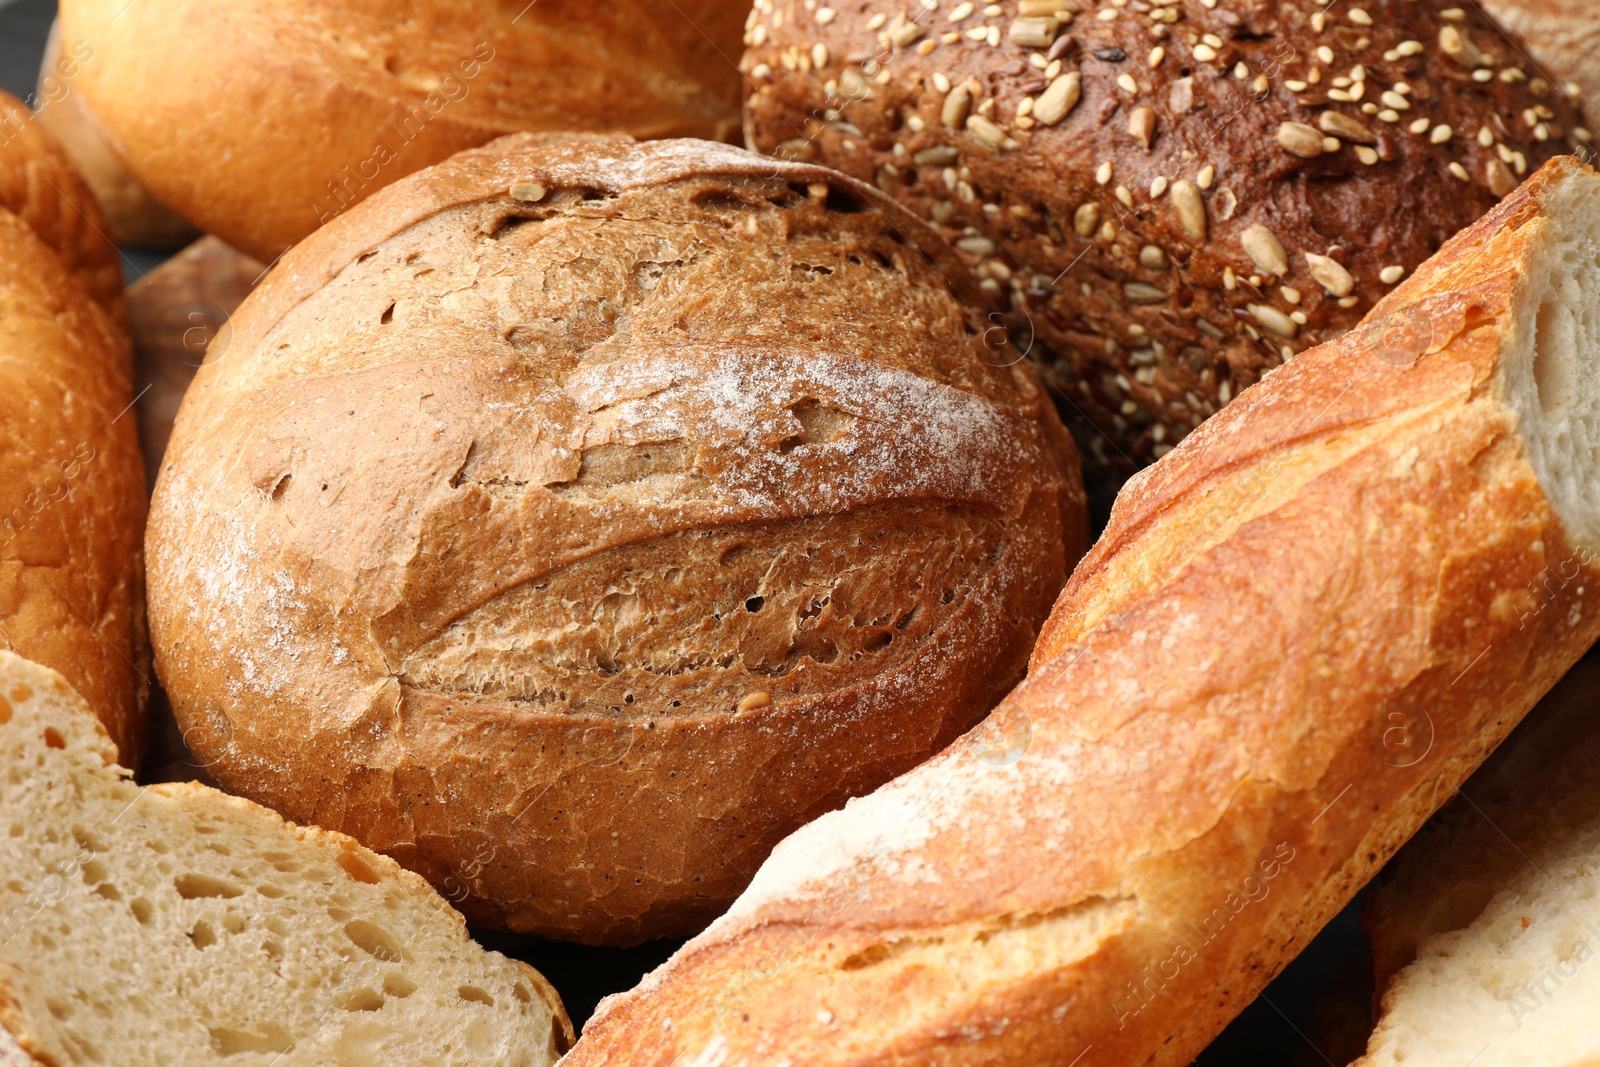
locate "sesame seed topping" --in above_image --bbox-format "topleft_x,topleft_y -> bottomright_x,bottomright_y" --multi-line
1380,265 -> 1407,285
1306,254 -> 1355,298
509,182 -> 547,202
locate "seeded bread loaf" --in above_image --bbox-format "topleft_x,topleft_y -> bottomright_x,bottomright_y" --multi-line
146,133 -> 1087,945
0,90 -> 124,325
741,0 -> 1591,493
60,0 -> 752,262
0,207 -> 147,767
1482,0 -> 1600,126
1354,654 -> 1600,1066
0,650 -> 572,1066
33,20 -> 198,250
563,157 -> 1600,1066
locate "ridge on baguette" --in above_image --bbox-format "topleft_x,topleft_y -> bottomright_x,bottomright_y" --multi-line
562,156 -> 1600,1067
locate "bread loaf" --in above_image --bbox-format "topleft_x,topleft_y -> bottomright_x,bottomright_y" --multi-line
1482,0 -> 1600,126
0,90 -> 124,324
60,0 -> 753,261
0,207 -> 147,766
1354,655 -> 1600,1066
127,236 -> 265,486
741,0 -> 1592,491
146,133 -> 1087,945
0,650 -> 571,1066
563,156 -> 1600,1066
32,19 -> 198,250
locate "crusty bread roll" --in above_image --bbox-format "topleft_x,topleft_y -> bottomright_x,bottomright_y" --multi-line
60,0 -> 752,261
563,156 -> 1600,1066
146,133 -> 1088,945
0,207 -> 147,767
32,19 -> 198,250
127,236 -> 265,487
0,650 -> 571,1066
1482,0 -> 1600,124
740,0 -> 1591,488
1355,655 -> 1600,1066
0,90 -> 124,324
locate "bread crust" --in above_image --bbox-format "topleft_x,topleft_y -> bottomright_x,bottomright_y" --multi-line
562,157 -> 1600,1065
147,133 -> 1087,944
0,209 -> 147,767
0,90 -> 124,325
740,0 -> 1590,486
32,20 -> 198,251
60,0 -> 754,261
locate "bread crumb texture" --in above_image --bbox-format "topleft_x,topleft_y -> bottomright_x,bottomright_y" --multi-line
0,651 -> 568,1066
147,134 -> 1085,943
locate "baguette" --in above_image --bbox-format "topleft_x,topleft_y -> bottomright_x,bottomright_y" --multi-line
59,0 -> 752,261
146,133 -> 1087,945
565,156 -> 1600,1066
0,207 -> 146,766
1354,654 -> 1600,1066
740,0 -> 1592,491
0,90 -> 124,325
0,650 -> 571,1066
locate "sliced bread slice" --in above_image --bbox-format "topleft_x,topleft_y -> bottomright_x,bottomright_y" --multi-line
0,651 -> 571,1066
1357,656 -> 1600,1066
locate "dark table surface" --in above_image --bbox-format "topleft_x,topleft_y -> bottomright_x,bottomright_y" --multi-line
0,0 -> 1367,1057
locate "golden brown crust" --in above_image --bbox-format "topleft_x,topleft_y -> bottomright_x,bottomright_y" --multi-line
740,0 -> 1591,487
561,157 -> 1600,1066
32,21 -> 198,251
126,236 -> 264,488
147,133 -> 1087,944
0,91 -> 125,327
0,209 -> 147,768
60,0 -> 753,261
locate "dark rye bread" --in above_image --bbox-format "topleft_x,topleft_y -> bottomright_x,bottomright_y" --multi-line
741,0 -> 1591,490
146,133 -> 1087,945
1482,0 -> 1600,125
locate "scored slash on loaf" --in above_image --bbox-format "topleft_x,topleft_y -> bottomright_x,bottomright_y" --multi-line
563,157 -> 1600,1067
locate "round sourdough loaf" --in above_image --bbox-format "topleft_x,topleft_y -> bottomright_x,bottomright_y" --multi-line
146,133 -> 1088,944
0,90 -> 125,324
59,0 -> 754,261
741,0 -> 1591,486
0,208 -> 147,767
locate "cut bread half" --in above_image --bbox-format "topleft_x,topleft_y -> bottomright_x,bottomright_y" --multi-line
0,651 -> 571,1066
1358,656 -> 1600,1067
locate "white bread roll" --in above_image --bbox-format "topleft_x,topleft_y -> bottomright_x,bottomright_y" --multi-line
59,0 -> 752,261
1481,1 -> 1600,125
563,156 -> 1600,1066
145,133 -> 1087,945
0,650 -> 571,1065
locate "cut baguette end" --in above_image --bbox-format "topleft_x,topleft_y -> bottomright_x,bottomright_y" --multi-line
1496,161 -> 1600,553
0,650 -> 567,1067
